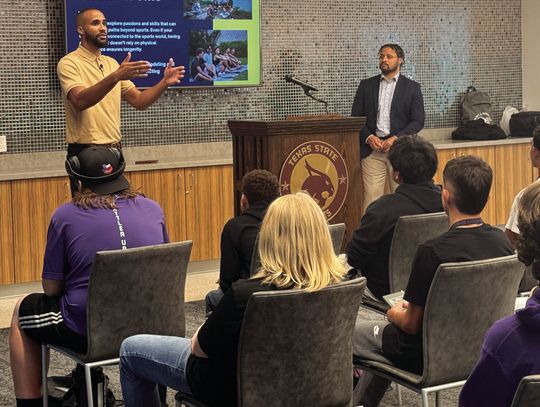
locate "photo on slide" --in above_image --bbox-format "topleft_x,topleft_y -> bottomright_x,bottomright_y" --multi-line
188,30 -> 248,84
183,0 -> 252,20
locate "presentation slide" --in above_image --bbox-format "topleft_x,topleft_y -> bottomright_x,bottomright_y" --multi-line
65,0 -> 261,88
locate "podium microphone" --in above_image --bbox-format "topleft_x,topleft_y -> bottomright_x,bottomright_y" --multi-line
284,75 -> 328,113
284,75 -> 319,93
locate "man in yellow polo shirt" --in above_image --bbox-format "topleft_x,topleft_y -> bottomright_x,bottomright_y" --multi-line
57,8 -> 185,190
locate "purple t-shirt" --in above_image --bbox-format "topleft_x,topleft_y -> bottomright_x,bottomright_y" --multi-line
42,196 -> 169,335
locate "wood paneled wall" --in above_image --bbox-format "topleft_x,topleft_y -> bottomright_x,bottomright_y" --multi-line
434,143 -> 535,226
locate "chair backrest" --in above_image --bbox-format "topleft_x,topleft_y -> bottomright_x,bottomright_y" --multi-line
236,278 -> 366,407
511,374 -> 540,407
421,255 -> 523,385
85,241 -> 192,362
388,212 -> 448,292
249,234 -> 261,277
249,223 -> 347,276
329,222 -> 346,255
519,264 -> 539,293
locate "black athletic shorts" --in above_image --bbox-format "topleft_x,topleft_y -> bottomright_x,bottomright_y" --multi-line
19,293 -> 87,354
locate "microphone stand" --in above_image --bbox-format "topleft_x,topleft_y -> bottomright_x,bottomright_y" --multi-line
302,87 -> 329,114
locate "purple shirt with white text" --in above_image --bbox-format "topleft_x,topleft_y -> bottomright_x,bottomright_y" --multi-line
42,196 -> 168,335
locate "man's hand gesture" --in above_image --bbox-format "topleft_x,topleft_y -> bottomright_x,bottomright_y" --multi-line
163,58 -> 185,86
114,52 -> 152,81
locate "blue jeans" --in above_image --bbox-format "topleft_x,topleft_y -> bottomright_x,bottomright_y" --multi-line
120,334 -> 193,407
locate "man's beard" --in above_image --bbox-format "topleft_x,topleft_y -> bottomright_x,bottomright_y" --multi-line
86,32 -> 107,48
379,63 -> 398,75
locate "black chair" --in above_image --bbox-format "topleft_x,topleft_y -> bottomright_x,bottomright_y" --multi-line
354,255 -> 524,407
511,374 -> 540,407
176,278 -> 367,407
361,212 -> 448,314
42,241 -> 192,407
328,222 -> 347,254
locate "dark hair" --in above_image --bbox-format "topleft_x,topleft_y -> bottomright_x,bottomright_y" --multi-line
76,8 -> 102,26
388,135 -> 437,184
242,169 -> 279,204
533,125 -> 540,150
516,182 -> 540,281
379,44 -> 405,65
442,155 -> 492,215
196,47 -> 204,55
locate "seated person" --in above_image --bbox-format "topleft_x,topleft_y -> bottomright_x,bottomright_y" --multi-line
213,47 -> 232,72
223,0 -> 233,12
459,182 -> 540,407
212,47 -> 225,75
505,126 -> 540,248
205,169 -> 279,313
229,48 -> 241,66
119,192 -> 348,407
203,45 -> 216,78
504,126 -> 540,246
346,135 -> 443,300
352,155 -> 514,407
505,127 -> 540,292
191,0 -> 202,14
190,48 -> 213,82
224,48 -> 240,69
9,146 -> 168,407
206,0 -> 219,18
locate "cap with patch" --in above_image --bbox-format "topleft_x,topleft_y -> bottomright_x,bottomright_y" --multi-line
76,146 -> 129,195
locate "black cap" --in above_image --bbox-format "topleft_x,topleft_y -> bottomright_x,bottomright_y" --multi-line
75,146 -> 129,195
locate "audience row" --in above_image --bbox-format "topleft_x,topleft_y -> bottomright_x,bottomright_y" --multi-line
8,132 -> 540,406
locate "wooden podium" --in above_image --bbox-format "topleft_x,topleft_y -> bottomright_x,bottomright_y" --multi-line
228,115 -> 366,246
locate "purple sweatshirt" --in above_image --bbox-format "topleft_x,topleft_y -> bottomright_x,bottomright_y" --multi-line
459,288 -> 540,406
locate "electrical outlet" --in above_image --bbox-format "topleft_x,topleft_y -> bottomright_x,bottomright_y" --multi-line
0,135 -> 6,153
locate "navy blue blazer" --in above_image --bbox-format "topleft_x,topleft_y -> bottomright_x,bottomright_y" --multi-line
351,74 -> 425,158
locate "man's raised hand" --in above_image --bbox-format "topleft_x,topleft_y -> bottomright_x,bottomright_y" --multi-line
114,52 -> 152,81
163,58 -> 185,85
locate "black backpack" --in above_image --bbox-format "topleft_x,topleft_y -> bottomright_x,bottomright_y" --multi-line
47,366 -> 116,407
452,119 -> 506,141
460,86 -> 492,124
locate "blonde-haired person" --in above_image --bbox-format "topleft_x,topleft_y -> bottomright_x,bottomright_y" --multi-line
255,192 -> 346,291
119,192 -> 347,407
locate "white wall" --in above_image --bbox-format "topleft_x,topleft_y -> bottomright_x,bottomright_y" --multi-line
522,0 -> 540,110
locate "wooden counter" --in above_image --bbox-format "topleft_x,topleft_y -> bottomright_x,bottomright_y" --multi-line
0,137 -> 534,285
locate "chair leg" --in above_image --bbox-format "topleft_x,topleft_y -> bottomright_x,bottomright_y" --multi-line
351,379 -> 362,406
435,391 -> 441,407
41,345 -> 48,407
421,389 -> 429,407
84,365 -> 94,407
97,379 -> 104,407
396,384 -> 403,406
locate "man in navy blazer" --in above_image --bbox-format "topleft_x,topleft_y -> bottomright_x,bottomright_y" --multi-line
351,44 -> 425,211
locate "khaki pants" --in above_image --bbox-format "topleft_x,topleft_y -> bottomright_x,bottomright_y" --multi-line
361,150 -> 398,211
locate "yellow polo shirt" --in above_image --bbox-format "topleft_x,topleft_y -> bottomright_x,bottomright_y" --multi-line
57,46 -> 136,144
